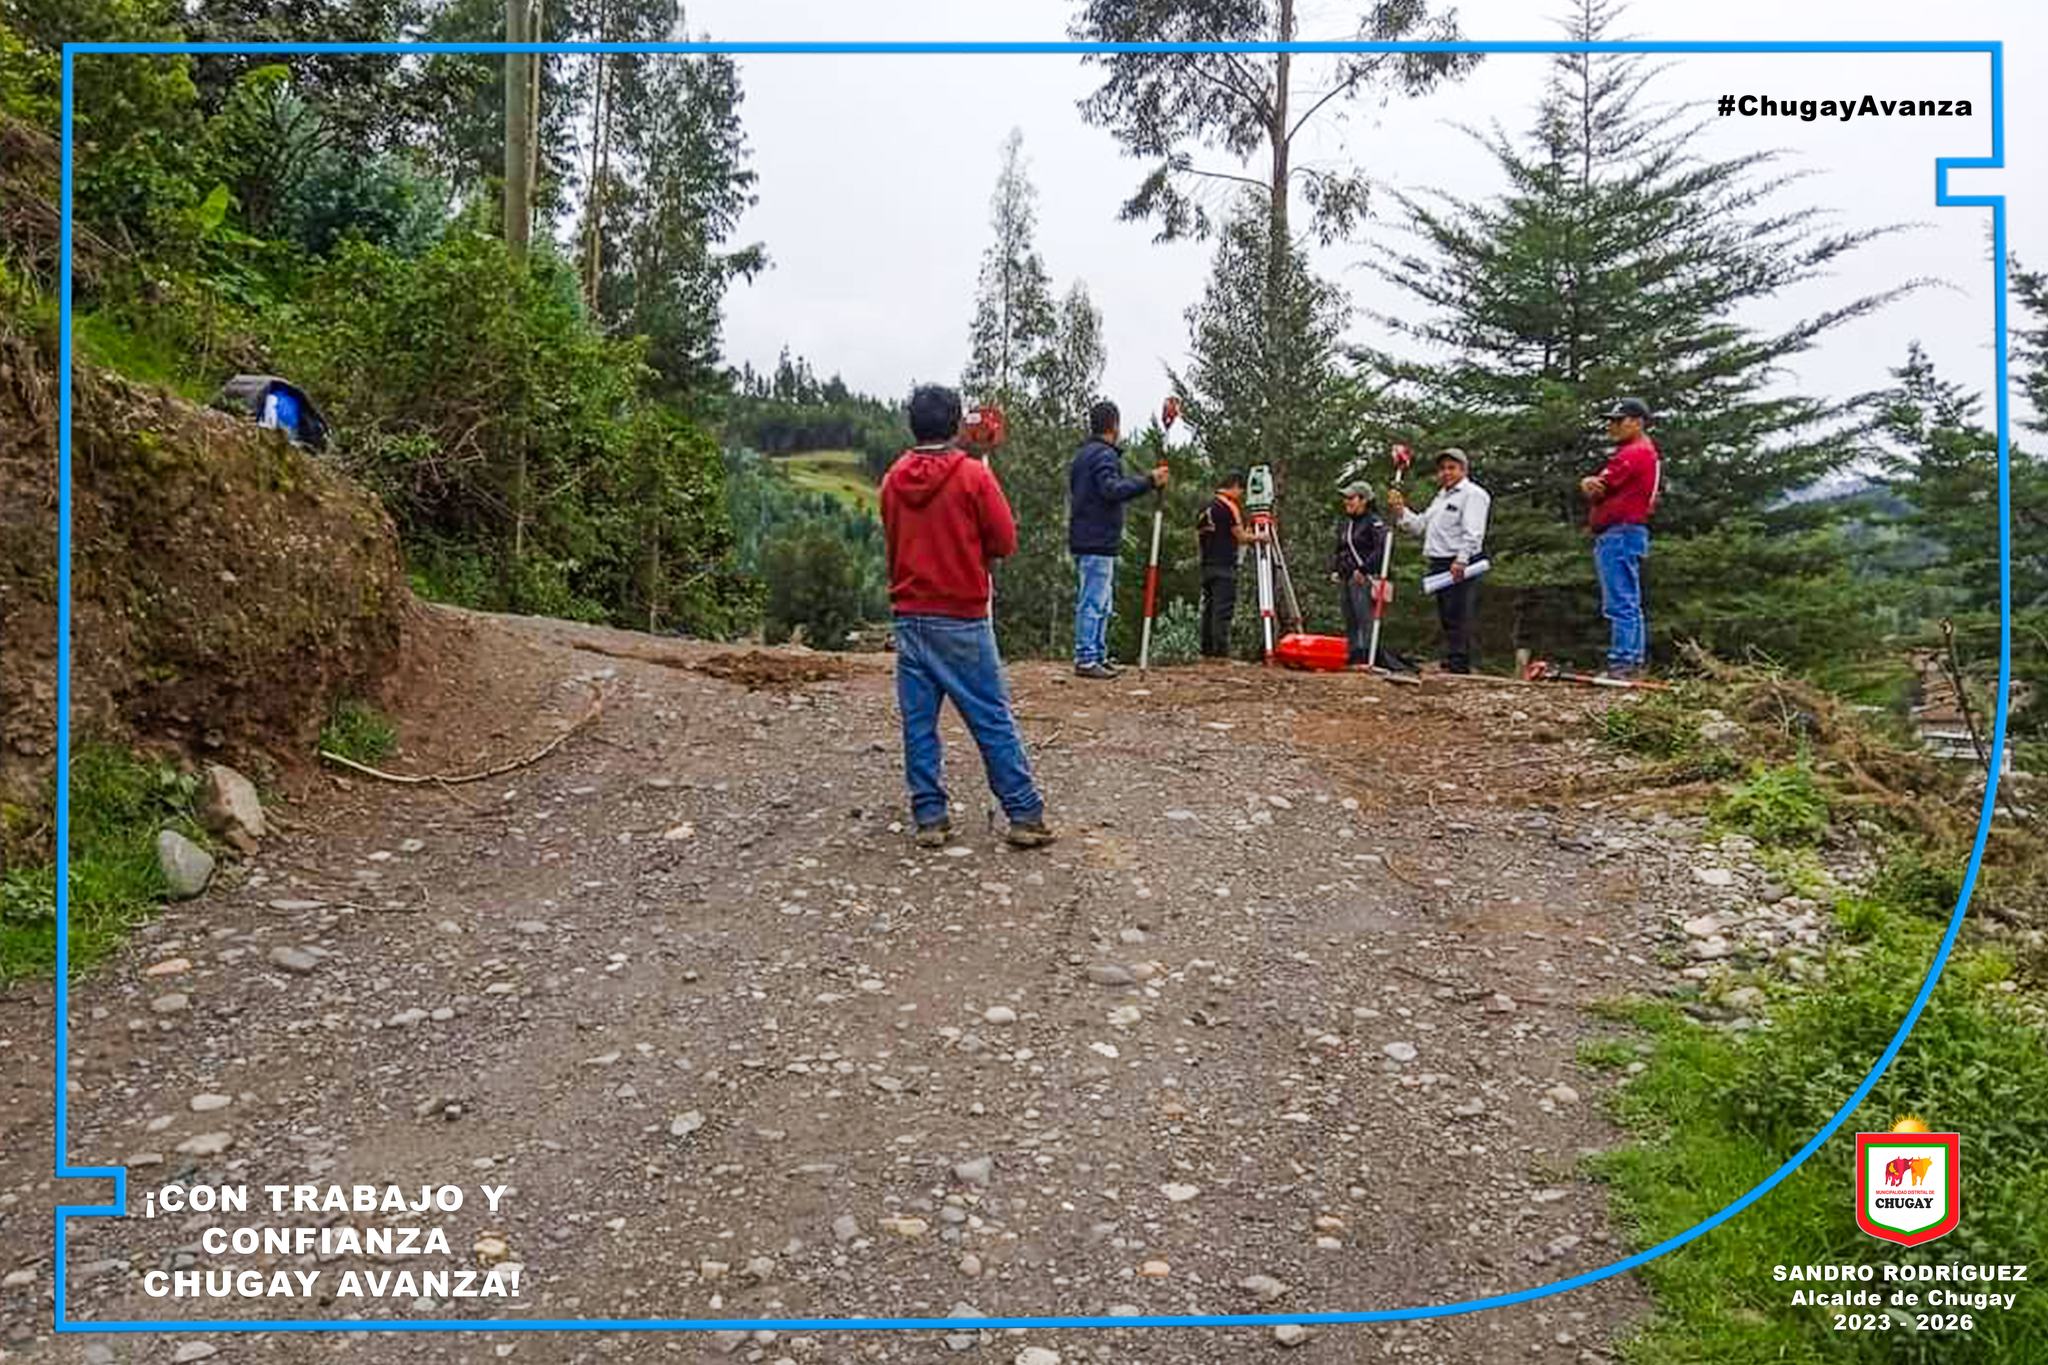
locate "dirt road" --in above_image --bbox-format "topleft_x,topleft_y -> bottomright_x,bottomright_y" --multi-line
2,607 -> 1727,1363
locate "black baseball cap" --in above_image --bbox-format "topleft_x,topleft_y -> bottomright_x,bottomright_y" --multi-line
1603,397 -> 1653,421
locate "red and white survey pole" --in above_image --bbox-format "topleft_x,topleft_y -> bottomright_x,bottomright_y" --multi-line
1364,443 -> 1412,672
1137,395 -> 1180,674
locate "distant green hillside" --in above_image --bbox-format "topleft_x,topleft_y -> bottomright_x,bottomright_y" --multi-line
777,449 -> 877,515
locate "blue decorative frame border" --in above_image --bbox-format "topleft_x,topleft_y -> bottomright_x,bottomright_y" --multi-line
52,36 -> 2013,1337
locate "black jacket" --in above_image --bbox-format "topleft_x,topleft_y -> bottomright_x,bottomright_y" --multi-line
1331,511 -> 1387,578
1068,437 -> 1154,556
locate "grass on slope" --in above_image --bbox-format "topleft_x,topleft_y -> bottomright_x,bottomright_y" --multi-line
1592,911 -> 2048,1365
0,746 -> 211,981
777,449 -> 877,514
1584,680 -> 2048,1364
74,310 -> 215,402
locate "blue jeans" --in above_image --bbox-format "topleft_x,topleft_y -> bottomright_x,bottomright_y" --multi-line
893,614 -> 1043,829
1593,523 -> 1650,669
1073,553 -> 1117,666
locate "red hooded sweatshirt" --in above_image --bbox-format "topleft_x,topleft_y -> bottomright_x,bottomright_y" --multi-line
879,447 -> 1018,619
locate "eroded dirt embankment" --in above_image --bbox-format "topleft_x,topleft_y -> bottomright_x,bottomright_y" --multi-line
0,326 -> 407,809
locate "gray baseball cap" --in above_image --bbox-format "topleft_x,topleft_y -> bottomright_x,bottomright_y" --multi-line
1340,481 -> 1374,499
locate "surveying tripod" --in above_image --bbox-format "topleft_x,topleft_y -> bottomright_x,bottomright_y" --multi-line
1245,465 -> 1303,660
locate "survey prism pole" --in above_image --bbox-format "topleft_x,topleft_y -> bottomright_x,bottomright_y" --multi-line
1137,396 -> 1180,673
1365,444 -> 1412,671
1246,465 -> 1283,661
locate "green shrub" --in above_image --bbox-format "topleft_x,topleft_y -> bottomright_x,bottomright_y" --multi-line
761,529 -> 864,650
1600,691 -> 1743,782
319,699 -> 396,763
1602,693 -> 1703,760
1869,842 -> 1967,920
1714,760 -> 1829,846
269,234 -> 739,634
1833,894 -> 1887,942
405,536 -> 497,609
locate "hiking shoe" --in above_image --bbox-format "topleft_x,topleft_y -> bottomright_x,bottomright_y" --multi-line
914,820 -> 952,849
1074,662 -> 1117,680
1005,818 -> 1058,849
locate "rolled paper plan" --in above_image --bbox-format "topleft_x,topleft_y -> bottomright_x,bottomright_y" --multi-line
1422,557 -> 1491,595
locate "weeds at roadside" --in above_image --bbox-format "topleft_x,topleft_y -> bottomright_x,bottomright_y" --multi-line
1577,1038 -> 1639,1072
1598,901 -> 2048,1364
1832,895 -> 1886,943
1588,657 -> 2048,1361
1600,689 -> 1743,783
1714,760 -> 1830,847
0,745 -> 209,981
1756,845 -> 1835,900
1144,599 -> 1203,667
319,698 -> 397,763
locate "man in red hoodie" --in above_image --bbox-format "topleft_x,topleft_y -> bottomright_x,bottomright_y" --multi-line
1580,396 -> 1662,679
879,386 -> 1054,850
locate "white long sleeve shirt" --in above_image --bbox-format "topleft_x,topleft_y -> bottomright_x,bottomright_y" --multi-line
1396,478 -> 1490,563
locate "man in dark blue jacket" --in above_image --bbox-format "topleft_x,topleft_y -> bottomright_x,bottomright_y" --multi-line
1068,400 -> 1168,679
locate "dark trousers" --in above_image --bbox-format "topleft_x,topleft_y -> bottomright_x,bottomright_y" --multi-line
1199,566 -> 1237,657
1339,574 -> 1373,665
1427,556 -> 1478,673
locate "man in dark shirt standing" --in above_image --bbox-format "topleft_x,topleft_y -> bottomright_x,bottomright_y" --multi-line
1580,397 -> 1663,680
1195,470 -> 1256,658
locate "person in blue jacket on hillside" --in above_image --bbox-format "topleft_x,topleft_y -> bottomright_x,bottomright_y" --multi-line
1067,400 -> 1168,679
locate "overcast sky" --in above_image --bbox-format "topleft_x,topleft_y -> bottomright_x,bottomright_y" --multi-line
677,0 -> 2040,442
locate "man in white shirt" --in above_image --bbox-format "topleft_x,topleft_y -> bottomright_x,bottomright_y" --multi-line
1387,448 -> 1490,674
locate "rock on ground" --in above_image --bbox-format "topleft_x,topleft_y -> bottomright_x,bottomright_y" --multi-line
155,829 -> 214,898
199,762 -> 268,842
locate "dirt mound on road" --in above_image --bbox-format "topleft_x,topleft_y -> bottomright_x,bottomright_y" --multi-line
693,649 -> 853,691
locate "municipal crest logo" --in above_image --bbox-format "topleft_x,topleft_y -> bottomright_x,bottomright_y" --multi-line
1855,1118 -> 1961,1247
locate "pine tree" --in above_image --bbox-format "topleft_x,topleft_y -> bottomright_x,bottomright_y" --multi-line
1357,0 -> 1909,666
965,130 -> 1058,408
1071,0 -> 1475,470
1033,282 -> 1107,430
997,282 -> 1111,655
1372,0 -> 1905,528
1177,193 -> 1348,630
960,133 -> 1118,658
2013,266 -> 2048,742
1875,344 -> 2002,586
1874,341 -> 2048,738
598,45 -> 764,408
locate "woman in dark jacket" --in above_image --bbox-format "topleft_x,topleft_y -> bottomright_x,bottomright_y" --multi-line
1329,482 -> 1387,669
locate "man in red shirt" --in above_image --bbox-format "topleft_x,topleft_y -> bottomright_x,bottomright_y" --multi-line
1580,396 -> 1662,679
879,385 -> 1054,850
